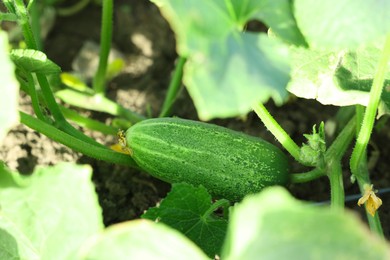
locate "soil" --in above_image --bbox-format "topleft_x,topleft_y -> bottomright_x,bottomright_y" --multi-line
1,0 -> 389,238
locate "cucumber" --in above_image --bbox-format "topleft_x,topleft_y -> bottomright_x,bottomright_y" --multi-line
126,117 -> 290,201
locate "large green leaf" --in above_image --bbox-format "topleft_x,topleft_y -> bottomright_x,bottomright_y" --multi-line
287,41 -> 390,116
0,163 -> 103,260
142,183 -> 228,258
0,215 -> 39,260
151,0 -> 292,120
294,0 -> 390,49
184,32 -> 290,119
0,31 -> 19,143
230,0 -> 306,46
222,187 -> 390,259
77,220 -> 209,260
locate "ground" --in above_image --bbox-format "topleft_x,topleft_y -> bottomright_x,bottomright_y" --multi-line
1,0 -> 389,237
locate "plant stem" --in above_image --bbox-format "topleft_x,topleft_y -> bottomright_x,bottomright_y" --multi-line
92,0 -> 113,94
57,0 -> 91,16
25,73 -> 46,121
322,117 -> 356,210
350,35 -> 390,175
60,106 -> 118,135
203,199 -> 230,219
20,111 -> 138,167
355,105 -> 365,134
14,1 -> 65,124
56,90 -> 145,123
29,0 -> 42,50
328,162 -> 344,210
325,117 -> 356,162
325,118 -> 356,210
352,106 -> 384,236
253,102 -> 301,163
159,56 -> 187,117
35,74 -> 102,146
290,168 -> 326,183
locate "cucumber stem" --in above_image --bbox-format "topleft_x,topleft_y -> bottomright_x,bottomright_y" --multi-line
350,34 -> 390,175
290,168 -> 326,183
203,199 -> 230,219
352,107 -> 384,237
253,102 -> 301,163
20,111 -> 139,167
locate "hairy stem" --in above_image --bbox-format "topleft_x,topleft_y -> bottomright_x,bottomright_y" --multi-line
350,35 -> 390,174
290,168 -> 326,183
253,102 -> 301,163
353,108 -> 384,237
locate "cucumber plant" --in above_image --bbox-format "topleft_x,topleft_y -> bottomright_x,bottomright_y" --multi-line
1,0 -> 390,258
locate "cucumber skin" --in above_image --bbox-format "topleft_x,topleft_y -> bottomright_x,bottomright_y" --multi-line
126,117 -> 290,201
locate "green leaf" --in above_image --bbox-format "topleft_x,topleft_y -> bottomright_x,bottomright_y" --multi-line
294,0 -> 390,49
185,32 -> 290,120
10,49 -> 61,74
0,31 -> 19,144
222,187 -> 390,259
151,0 -> 291,120
0,215 -> 39,260
77,220 -> 209,260
150,0 -> 233,55
0,163 -> 103,260
287,41 -> 390,116
230,0 -> 307,46
142,183 -> 228,258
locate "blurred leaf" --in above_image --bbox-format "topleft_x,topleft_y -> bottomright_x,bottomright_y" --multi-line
0,215 -> 39,260
10,49 -> 61,74
106,58 -> 124,80
185,32 -> 290,120
151,0 -> 291,120
294,0 -> 390,49
287,41 -> 390,116
0,31 -> 19,144
222,187 -> 390,259
142,183 -> 228,258
60,72 -> 94,94
230,0 -> 307,46
0,163 -> 103,260
77,220 -> 209,260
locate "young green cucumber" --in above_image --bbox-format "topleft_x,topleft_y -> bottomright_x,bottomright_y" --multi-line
126,117 -> 290,201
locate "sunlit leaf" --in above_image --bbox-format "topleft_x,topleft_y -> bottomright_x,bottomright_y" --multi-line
0,163 -> 103,260
77,220 -> 208,260
287,41 -> 390,116
222,187 -> 390,259
0,31 -> 19,144
294,0 -> 390,49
